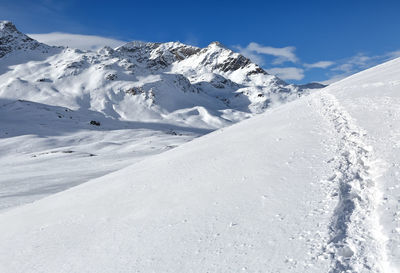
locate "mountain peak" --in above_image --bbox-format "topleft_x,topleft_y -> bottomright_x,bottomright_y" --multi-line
0,21 -> 47,58
0,20 -> 27,39
0,21 -> 18,32
208,41 -> 225,47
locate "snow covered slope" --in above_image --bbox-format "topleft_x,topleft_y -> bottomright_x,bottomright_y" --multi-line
0,21 -> 314,210
1,55 -> 399,272
0,99 -> 208,210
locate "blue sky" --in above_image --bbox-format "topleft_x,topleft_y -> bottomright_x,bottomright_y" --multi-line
1,0 -> 400,83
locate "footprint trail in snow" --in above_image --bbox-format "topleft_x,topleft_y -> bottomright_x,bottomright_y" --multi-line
315,91 -> 392,273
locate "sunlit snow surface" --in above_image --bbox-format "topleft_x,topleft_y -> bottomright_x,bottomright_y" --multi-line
0,100 -> 207,210
0,55 -> 400,272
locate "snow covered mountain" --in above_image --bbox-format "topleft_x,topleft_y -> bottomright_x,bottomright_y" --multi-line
0,21 -> 316,210
0,21 -> 306,130
1,53 -> 399,272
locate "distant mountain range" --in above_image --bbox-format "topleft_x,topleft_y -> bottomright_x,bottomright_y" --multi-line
0,20 -> 324,129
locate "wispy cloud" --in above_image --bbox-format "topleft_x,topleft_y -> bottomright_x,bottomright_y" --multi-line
235,43 -> 298,65
331,53 -> 373,73
323,50 -> 400,83
235,39 -> 400,84
304,61 -> 335,69
28,32 -> 127,50
386,50 -> 400,59
247,43 -> 298,64
267,67 -> 304,80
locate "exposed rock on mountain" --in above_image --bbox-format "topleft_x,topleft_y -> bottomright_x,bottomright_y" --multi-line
0,21 -> 49,58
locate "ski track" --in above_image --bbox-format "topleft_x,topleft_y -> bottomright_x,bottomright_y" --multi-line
316,91 -> 392,273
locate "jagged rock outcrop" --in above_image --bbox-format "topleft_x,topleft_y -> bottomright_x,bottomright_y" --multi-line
0,21 -> 49,58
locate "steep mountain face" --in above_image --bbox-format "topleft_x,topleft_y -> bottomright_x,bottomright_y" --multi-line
0,21 -> 308,129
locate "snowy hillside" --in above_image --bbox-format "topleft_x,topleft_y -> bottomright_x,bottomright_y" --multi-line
0,21 -> 315,210
0,51 -> 399,272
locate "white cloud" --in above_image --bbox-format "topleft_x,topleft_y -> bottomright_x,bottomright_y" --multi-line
28,32 -> 127,51
267,67 -> 304,80
386,50 -> 400,59
235,42 -> 298,65
330,53 -> 380,74
247,43 -> 298,64
325,52 -> 395,83
234,46 -> 266,66
304,61 -> 334,69
321,50 -> 400,84
234,43 -> 302,81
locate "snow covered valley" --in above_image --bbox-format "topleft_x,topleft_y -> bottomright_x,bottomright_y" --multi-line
0,99 -> 207,210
